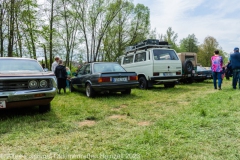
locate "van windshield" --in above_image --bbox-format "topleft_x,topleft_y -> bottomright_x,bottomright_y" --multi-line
153,50 -> 179,60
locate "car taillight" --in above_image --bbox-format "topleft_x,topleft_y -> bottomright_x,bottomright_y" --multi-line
129,76 -> 138,81
176,72 -> 181,75
98,77 -> 111,83
153,72 -> 159,76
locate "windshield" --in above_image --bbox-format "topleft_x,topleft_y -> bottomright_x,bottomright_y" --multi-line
93,63 -> 126,73
0,59 -> 43,72
153,49 -> 179,60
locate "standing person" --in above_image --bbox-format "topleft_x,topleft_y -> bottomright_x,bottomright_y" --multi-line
51,56 -> 60,72
66,67 -> 71,88
54,60 -> 67,94
211,50 -> 223,90
230,47 -> 240,89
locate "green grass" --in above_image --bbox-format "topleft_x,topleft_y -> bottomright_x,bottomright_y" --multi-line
1,79 -> 240,160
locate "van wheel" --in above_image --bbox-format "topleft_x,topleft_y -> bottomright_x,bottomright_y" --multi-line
186,77 -> 193,84
164,83 -> 175,88
139,77 -> 148,89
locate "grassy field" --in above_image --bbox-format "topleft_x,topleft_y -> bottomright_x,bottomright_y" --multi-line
0,79 -> 240,160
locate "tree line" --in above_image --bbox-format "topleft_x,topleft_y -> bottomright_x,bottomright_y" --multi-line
0,0 -> 227,69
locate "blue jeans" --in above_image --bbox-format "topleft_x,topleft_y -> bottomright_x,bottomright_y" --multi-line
232,69 -> 240,89
212,72 -> 222,89
66,79 -> 70,88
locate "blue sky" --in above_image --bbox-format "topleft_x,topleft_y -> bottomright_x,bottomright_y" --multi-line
133,0 -> 240,54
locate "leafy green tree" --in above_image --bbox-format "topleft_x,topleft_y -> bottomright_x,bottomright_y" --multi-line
102,2 -> 150,61
128,3 -> 150,45
179,34 -> 198,53
198,36 -> 220,66
163,27 -> 179,52
20,0 -> 39,59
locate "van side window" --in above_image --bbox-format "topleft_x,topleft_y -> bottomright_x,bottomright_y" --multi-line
123,55 -> 134,64
134,52 -> 146,62
153,50 -> 179,60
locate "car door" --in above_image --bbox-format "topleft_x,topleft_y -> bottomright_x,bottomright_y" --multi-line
72,65 -> 86,90
81,64 -> 91,88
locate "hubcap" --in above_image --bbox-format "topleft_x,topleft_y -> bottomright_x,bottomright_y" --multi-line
86,85 -> 90,96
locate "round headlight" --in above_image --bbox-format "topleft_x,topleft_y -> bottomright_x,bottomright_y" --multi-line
39,80 -> 48,88
28,80 -> 38,89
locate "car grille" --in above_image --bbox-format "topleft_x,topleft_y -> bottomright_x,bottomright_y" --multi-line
0,79 -> 52,92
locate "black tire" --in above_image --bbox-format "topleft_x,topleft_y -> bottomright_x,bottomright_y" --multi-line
139,77 -> 148,89
196,79 -> 204,82
164,83 -> 175,88
183,60 -> 193,74
186,77 -> 193,84
69,83 -> 75,92
86,83 -> 95,98
121,88 -> 131,94
39,103 -> 51,113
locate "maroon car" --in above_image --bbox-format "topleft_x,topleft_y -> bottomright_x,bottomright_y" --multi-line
0,57 -> 57,112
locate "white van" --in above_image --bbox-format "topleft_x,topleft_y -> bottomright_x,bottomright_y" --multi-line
119,39 -> 182,89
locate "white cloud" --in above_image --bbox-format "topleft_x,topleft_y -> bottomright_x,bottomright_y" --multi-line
134,0 -> 240,53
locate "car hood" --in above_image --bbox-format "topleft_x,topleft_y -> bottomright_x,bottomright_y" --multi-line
0,71 -> 55,77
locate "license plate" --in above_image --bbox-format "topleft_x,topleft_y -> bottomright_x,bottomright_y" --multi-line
163,73 -> 173,76
207,75 -> 211,77
188,74 -> 191,77
113,77 -> 127,82
0,101 -> 6,108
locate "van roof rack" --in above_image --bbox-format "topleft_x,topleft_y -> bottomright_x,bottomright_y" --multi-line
125,39 -> 171,54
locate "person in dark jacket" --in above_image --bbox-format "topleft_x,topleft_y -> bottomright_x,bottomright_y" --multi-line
54,59 -> 67,93
230,47 -> 240,89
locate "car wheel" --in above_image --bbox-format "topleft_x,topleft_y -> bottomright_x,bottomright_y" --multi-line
196,79 -> 204,82
139,77 -> 148,89
186,77 -> 193,84
39,103 -> 51,113
121,88 -> 131,94
184,60 -> 193,74
69,83 -> 75,92
86,83 -> 95,98
164,83 -> 175,88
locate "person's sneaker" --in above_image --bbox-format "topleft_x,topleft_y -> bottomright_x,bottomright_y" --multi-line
218,88 -> 222,90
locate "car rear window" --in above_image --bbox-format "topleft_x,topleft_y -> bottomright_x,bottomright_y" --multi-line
153,49 -> 179,60
0,59 -> 43,72
93,63 -> 126,73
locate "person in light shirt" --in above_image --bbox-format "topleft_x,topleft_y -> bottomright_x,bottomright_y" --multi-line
51,56 -> 60,72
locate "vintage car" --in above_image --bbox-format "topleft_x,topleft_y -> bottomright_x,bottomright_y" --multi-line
194,66 -> 212,82
0,57 -> 57,112
70,62 -> 139,97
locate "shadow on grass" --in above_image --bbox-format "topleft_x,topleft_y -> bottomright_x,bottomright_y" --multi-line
0,106 -> 42,120
71,90 -> 139,99
0,106 -> 64,135
0,105 -> 58,121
